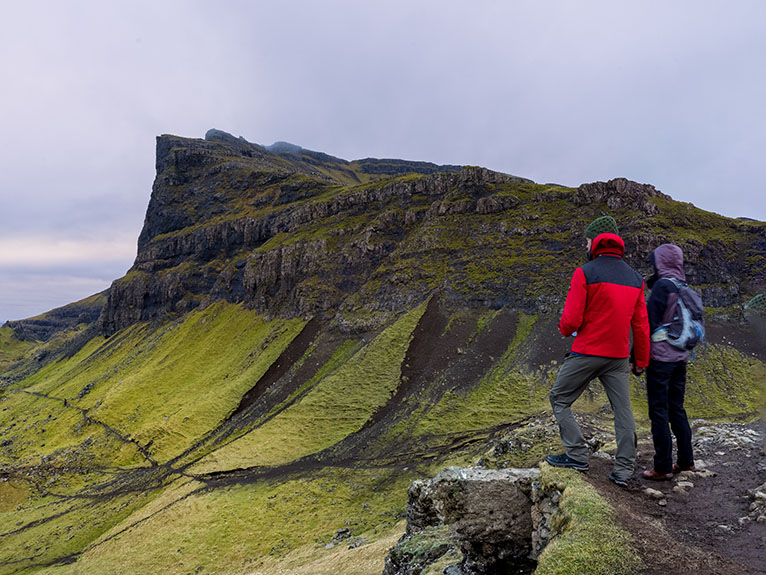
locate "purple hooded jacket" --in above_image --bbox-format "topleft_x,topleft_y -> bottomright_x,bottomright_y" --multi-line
648,244 -> 689,363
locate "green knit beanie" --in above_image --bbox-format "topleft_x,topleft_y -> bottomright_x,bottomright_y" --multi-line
585,215 -> 619,239
745,293 -> 766,317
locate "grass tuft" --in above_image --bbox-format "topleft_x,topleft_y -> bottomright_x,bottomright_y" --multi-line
535,463 -> 643,575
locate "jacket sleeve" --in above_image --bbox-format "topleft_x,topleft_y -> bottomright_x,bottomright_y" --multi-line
559,267 -> 587,337
631,282 -> 651,368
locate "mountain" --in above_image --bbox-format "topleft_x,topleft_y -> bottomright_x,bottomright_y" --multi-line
101,129 -> 763,338
0,131 -> 764,575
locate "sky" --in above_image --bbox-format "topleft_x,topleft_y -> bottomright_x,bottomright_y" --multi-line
1,0 -> 765,323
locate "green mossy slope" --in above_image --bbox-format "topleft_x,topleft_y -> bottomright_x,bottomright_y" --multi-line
0,326 -> 35,372
0,301 -> 432,574
8,303 -> 305,464
193,302 -> 427,472
32,468 -> 416,575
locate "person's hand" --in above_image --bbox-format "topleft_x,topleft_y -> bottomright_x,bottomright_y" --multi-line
631,363 -> 644,376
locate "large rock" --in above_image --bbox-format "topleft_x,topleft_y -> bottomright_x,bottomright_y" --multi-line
384,466 -> 559,575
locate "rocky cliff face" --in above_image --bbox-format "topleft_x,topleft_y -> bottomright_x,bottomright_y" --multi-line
101,130 -> 766,336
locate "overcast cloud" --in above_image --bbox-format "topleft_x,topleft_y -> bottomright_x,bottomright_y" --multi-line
1,0 -> 765,322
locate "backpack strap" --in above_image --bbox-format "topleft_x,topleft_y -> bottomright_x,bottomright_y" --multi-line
662,277 -> 686,289
651,327 -> 669,342
651,278 -> 683,341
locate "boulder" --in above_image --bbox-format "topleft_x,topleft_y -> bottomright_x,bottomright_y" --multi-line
385,466 -> 556,575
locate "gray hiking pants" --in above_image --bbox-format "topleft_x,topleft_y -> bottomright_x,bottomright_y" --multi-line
549,354 -> 637,479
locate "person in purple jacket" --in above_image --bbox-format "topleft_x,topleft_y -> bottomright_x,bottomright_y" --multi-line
642,244 -> 696,480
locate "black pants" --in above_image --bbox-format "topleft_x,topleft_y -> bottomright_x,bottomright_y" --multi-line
646,360 -> 694,474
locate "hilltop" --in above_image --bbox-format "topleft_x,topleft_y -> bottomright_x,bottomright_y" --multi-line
0,131 -> 764,575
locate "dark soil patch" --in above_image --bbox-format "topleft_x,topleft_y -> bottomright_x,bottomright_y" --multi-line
168,323 -> 349,468
331,303 -> 520,463
705,321 -> 765,361
446,307 -> 519,395
231,317 -> 321,417
359,295 -> 451,432
231,327 -> 351,429
397,302 -> 515,404
586,428 -> 766,575
520,315 -> 570,369
399,304 -> 518,407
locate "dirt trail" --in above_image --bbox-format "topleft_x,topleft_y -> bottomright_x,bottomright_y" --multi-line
14,390 -> 157,466
586,424 -> 766,575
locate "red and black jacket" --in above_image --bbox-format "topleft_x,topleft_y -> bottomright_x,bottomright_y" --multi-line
559,233 -> 650,367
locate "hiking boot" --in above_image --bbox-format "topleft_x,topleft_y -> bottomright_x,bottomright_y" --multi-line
642,468 -> 673,481
672,463 -> 696,474
608,472 -> 630,488
545,453 -> 589,472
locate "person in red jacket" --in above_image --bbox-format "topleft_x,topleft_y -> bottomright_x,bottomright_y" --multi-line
545,228 -> 650,487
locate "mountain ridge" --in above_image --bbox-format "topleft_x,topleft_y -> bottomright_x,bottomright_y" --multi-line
5,130 -> 763,345
96,130 -> 766,339
0,131 -> 764,575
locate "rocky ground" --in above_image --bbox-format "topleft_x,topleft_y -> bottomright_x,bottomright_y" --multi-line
586,419 -> 766,575
382,417 -> 766,575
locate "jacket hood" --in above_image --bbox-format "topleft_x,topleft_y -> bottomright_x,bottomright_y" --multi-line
652,243 -> 686,281
590,233 -> 625,259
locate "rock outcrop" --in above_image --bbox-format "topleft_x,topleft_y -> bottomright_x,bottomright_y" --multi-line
383,466 -> 561,575
574,178 -> 667,213
749,481 -> 766,523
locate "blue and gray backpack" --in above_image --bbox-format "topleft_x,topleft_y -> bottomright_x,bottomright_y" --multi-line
652,278 -> 705,351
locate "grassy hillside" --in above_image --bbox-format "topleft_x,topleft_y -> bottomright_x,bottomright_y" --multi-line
0,327 -> 35,372
1,298 -> 762,575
